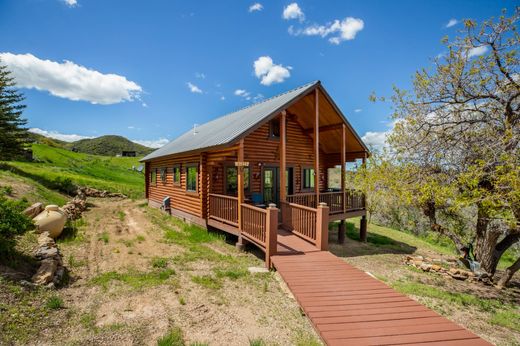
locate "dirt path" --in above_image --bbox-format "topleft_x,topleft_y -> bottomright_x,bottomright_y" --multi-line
50,198 -> 319,346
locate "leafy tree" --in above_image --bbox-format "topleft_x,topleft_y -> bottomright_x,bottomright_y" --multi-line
388,9 -> 519,286
0,61 -> 30,160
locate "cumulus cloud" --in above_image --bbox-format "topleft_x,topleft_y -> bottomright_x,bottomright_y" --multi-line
195,72 -> 205,79
253,56 -> 291,86
63,0 -> 77,7
132,138 -> 170,148
249,3 -> 263,12
186,82 -> 202,93
290,17 -> 364,44
283,3 -> 304,21
0,52 -> 142,105
29,128 -> 92,142
467,45 -> 488,58
362,131 -> 388,152
446,18 -> 458,28
354,108 -> 362,113
234,89 -> 250,97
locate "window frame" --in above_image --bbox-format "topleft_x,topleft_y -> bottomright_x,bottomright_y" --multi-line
224,165 -> 250,196
172,164 -> 181,186
159,167 -> 167,185
269,118 -> 281,139
301,166 -> 315,191
150,168 -> 157,186
185,163 -> 199,194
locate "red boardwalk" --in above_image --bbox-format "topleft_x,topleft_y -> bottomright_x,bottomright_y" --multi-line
272,230 -> 492,346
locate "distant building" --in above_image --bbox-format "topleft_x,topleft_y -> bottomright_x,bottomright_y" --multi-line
121,151 -> 136,157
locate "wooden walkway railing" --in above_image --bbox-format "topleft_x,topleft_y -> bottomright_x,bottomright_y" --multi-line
209,193 -> 277,268
209,193 -> 238,226
287,190 -> 365,214
280,201 -> 329,250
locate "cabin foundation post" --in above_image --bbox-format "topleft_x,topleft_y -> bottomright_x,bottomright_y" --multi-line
236,236 -> 249,251
360,215 -> 367,242
316,202 -> 329,251
338,220 -> 345,244
265,203 -> 278,268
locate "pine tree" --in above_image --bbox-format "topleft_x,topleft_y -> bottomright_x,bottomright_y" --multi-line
0,61 -> 30,160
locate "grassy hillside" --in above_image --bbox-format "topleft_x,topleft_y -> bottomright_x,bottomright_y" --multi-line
70,135 -> 154,156
1,144 -> 144,199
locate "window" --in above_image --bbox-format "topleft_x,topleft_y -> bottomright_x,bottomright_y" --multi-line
160,168 -> 167,184
225,166 -> 250,195
186,165 -> 198,192
269,118 -> 280,138
172,165 -> 180,185
302,168 -> 315,190
150,168 -> 157,185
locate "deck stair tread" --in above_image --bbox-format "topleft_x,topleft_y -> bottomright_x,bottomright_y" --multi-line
271,229 -> 492,346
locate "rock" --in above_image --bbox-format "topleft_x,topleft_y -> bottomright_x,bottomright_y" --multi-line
420,263 -> 432,272
248,267 -> 270,274
35,246 -> 59,260
37,233 -> 55,247
431,264 -> 442,272
23,203 -> 44,218
32,258 -> 58,285
449,268 -> 460,275
414,256 -> 424,261
412,260 -> 423,267
450,273 -> 468,280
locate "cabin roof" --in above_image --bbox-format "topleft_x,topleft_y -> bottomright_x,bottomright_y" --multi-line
141,80 -> 368,162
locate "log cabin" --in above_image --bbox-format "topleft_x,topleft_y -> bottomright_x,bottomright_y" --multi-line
141,81 -> 369,267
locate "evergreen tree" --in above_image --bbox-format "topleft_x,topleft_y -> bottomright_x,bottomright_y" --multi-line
0,61 -> 30,160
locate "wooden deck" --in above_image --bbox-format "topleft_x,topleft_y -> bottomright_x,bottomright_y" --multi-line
272,230 -> 492,346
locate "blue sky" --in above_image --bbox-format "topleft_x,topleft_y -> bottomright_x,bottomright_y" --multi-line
0,0 -> 514,148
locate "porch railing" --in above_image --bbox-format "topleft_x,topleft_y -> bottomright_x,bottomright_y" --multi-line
286,190 -> 365,214
209,193 -> 238,226
280,201 -> 329,250
241,204 -> 267,246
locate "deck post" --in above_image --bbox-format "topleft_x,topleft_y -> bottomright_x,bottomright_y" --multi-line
265,203 -> 278,268
314,88 -> 320,207
280,110 -> 287,204
341,124 -> 346,213
316,202 -> 329,251
237,139 -> 244,232
338,220 -> 345,244
360,215 -> 367,242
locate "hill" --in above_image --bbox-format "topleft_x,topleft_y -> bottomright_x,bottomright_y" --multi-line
28,132 -> 69,149
69,135 -> 154,156
1,144 -> 144,199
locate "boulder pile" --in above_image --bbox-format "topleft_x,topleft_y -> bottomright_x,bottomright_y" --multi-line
23,202 -> 44,218
62,196 -> 87,220
404,255 -> 493,285
32,232 -> 65,288
76,186 -> 126,199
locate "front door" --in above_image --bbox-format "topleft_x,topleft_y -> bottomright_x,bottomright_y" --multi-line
263,167 -> 279,206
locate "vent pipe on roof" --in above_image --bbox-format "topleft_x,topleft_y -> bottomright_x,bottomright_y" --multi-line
193,124 -> 199,135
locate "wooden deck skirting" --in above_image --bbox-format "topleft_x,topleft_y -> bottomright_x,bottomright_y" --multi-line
272,231 -> 492,346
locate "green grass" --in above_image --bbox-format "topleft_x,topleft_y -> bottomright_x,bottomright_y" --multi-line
117,210 -> 126,221
249,338 -> 267,346
0,169 -> 68,205
191,275 -> 222,290
489,309 -> 520,332
1,144 -> 144,199
45,295 -> 64,310
157,327 -> 184,346
91,268 -> 176,290
151,257 -> 169,268
214,267 -> 249,280
98,231 -> 110,244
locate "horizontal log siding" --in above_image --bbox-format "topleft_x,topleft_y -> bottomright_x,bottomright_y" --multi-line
244,117 -> 327,195
148,153 -> 202,217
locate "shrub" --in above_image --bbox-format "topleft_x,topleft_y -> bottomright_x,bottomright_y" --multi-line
0,195 -> 32,239
51,176 -> 76,195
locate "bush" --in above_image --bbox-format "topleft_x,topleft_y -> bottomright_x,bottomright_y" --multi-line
0,195 -> 32,239
50,176 -> 76,195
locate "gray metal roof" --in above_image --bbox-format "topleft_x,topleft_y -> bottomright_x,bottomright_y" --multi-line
141,80 -> 319,161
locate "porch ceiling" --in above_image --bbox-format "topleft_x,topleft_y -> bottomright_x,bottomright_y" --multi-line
286,89 -> 366,157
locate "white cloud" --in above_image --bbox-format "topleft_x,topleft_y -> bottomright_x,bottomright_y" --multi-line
234,89 -> 250,97
0,52 -> 142,105
467,45 -> 488,58
220,96 -> 226,101
63,0 -> 77,7
290,17 -> 364,44
283,3 -> 304,21
249,3 -> 263,12
446,18 -> 458,28
354,108 -> 362,113
29,128 -> 92,142
132,138 -> 169,148
195,72 -> 205,79
253,56 -> 291,86
186,82 -> 202,93
362,131 -> 388,151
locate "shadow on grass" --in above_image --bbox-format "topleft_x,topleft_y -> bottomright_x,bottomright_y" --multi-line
0,237 -> 39,282
329,221 -> 417,258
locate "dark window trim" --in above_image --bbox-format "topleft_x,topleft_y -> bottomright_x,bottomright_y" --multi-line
172,164 -> 181,186
268,118 -> 282,140
301,166 -> 315,191
150,168 -> 157,186
185,163 -> 199,194
224,164 -> 251,196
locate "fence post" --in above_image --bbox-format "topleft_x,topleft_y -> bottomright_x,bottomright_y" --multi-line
265,203 -> 278,268
316,202 -> 329,251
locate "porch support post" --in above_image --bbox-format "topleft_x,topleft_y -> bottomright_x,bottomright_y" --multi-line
265,203 -> 278,268
316,202 -> 329,251
360,153 -> 367,242
314,88 -> 320,207
237,139 -> 244,232
280,110 -> 287,203
338,220 -> 345,244
341,124 -> 346,213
